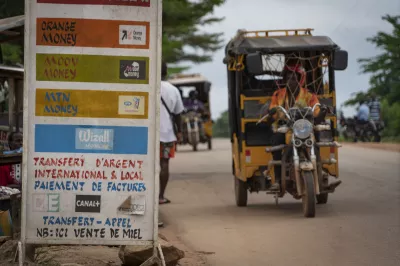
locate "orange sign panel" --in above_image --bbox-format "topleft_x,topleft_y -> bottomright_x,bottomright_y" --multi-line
36,18 -> 150,49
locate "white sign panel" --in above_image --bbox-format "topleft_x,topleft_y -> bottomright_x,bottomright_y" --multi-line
22,0 -> 162,245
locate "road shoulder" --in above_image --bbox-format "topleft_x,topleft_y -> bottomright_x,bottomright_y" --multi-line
159,213 -> 209,266
344,142 -> 400,152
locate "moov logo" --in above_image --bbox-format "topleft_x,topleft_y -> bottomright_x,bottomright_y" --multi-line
75,128 -> 114,151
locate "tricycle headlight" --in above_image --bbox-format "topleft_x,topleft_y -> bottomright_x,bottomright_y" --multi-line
293,119 -> 313,139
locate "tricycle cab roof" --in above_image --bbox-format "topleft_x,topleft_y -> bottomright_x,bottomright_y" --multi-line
224,28 -> 340,60
168,73 -> 211,87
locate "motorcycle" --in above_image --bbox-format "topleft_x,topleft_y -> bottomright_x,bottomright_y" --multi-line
339,112 -> 357,140
340,112 -> 381,142
181,109 -> 201,151
257,103 -> 342,217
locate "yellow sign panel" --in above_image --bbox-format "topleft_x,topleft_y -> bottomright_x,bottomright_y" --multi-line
35,89 -> 148,119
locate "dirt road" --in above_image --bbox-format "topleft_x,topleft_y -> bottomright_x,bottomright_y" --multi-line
160,139 -> 400,266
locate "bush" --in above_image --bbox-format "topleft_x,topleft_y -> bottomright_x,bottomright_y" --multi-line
213,110 -> 230,138
381,99 -> 400,137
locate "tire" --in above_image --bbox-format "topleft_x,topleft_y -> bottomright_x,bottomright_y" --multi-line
207,138 -> 212,150
191,132 -> 198,151
234,176 -> 247,207
373,132 -> 381,142
301,171 -> 316,218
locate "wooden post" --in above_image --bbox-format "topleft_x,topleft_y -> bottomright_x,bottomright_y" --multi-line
15,79 -> 23,132
10,193 -> 21,239
7,78 -> 15,133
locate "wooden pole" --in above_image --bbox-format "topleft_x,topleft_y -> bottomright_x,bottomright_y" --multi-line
7,78 -> 15,133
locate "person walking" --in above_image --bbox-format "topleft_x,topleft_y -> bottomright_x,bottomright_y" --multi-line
158,61 -> 184,227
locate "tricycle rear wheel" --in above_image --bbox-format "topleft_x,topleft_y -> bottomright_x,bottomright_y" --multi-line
234,176 -> 247,207
302,171 -> 316,218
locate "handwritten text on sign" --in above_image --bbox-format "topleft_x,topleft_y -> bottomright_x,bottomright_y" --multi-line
36,18 -> 149,49
33,156 -> 146,193
35,89 -> 148,119
36,54 -> 149,84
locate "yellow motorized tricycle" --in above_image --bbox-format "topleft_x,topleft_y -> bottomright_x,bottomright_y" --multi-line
223,28 -> 348,217
168,73 -> 213,151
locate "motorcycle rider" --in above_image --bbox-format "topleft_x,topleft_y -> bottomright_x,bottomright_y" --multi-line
184,90 -> 205,113
266,63 -> 330,191
354,99 -> 371,142
183,90 -> 206,140
368,92 -> 382,137
368,92 -> 381,122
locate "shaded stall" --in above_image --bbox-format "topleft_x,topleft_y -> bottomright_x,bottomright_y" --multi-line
0,15 -> 24,238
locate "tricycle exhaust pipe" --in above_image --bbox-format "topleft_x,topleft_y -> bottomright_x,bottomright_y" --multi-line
310,143 -> 320,195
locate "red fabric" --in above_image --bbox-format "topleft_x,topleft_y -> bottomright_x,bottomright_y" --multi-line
0,165 -> 14,186
284,64 -> 306,87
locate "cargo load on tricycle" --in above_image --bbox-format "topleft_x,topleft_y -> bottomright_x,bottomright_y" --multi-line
223,28 -> 348,217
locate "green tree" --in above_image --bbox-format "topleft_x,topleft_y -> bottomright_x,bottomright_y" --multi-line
0,0 -> 226,70
343,15 -> 400,138
213,110 -> 230,138
0,0 -> 24,19
162,0 -> 225,72
0,0 -> 25,64
356,15 -> 400,104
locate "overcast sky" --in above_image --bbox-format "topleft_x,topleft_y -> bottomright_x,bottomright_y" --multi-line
180,0 -> 400,119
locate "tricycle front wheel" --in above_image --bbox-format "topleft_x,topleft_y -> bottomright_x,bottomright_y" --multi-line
302,171 -> 316,218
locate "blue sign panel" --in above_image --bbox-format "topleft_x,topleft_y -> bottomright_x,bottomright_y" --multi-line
35,124 -> 148,154
75,128 -> 114,150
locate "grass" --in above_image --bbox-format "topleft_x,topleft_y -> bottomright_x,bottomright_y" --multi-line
338,135 -> 400,144
381,136 -> 400,143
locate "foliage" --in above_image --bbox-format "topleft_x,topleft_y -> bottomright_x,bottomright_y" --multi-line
0,0 -> 24,19
213,110 -> 230,138
343,91 -> 370,106
357,15 -> 400,105
0,0 -> 226,71
163,0 -> 225,72
1,43 -> 23,65
344,14 -> 400,138
0,0 -> 24,64
380,98 -> 400,137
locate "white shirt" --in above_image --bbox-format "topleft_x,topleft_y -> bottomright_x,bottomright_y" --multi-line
160,81 -> 184,142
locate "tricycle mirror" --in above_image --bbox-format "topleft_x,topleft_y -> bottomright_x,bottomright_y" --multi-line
333,50 -> 348,71
245,52 -> 264,75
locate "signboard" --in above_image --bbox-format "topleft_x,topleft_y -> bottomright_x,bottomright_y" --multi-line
22,0 -> 162,246
37,0 -> 151,7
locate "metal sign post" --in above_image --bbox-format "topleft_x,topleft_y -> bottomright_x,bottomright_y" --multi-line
22,0 -> 163,264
